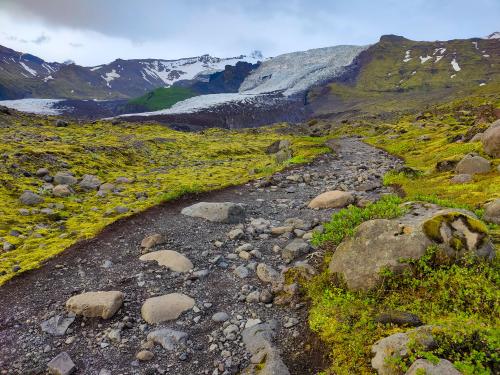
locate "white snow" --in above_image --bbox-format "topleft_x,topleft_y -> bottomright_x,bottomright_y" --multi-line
435,55 -> 444,63
479,83 -> 486,86
101,69 -> 120,87
43,75 -> 53,82
419,55 -> 432,64
472,41 -> 479,50
483,54 -> 490,58
451,58 -> 461,72
42,63 -> 56,73
0,98 -> 65,115
19,62 -> 37,76
403,50 -> 412,62
239,45 -> 367,96
450,74 -> 456,78
90,65 -> 103,71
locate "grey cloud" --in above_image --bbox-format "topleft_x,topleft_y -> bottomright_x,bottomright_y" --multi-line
33,34 -> 50,44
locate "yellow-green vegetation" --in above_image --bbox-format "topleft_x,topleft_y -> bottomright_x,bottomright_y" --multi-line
307,96 -> 500,374
0,112 -> 329,284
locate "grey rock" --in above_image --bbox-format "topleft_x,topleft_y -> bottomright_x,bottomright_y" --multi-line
375,311 -> 422,327
212,312 -> 230,322
450,174 -> 472,184
455,154 -> 490,175
234,265 -> 250,279
181,202 -> 246,223
481,119 -> 500,158
41,315 -> 75,336
147,328 -> 188,350
282,239 -> 310,263
36,168 -> 50,177
47,352 -> 75,375
54,172 -> 77,186
256,263 -> 281,285
19,190 -> 44,206
79,174 -> 102,190
405,358 -> 462,375
484,198 -> 500,224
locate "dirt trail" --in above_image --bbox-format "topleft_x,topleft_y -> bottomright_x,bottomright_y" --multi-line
0,138 -> 402,375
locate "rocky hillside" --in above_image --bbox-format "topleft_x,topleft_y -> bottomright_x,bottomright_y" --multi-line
0,44 -> 263,100
307,34 -> 500,119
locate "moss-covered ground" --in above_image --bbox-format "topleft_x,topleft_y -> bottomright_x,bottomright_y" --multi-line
307,95 -> 500,374
127,87 -> 198,111
0,112 -> 329,284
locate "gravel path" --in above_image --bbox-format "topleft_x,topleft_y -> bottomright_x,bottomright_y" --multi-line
0,137 -> 402,375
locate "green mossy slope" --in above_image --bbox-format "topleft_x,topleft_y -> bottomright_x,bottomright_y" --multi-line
127,87 -> 198,111
0,112 -> 328,284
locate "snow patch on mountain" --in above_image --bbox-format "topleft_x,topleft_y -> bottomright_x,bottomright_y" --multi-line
19,62 -> 37,76
419,55 -> 432,64
451,58 -> 461,72
102,69 -> 120,87
0,98 -> 65,115
239,45 -> 367,96
485,32 -> 500,39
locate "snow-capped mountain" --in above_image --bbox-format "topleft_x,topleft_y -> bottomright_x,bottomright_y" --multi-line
0,44 -> 263,100
485,32 -> 500,39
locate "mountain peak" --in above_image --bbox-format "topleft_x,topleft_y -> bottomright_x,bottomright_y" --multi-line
485,31 -> 500,39
379,34 -> 409,43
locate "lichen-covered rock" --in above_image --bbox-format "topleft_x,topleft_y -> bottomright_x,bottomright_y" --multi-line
266,139 -> 291,154
455,154 -> 490,175
483,199 -> 500,224
181,202 -> 245,223
19,190 -> 43,205
281,239 -> 310,262
405,358 -> 462,375
66,291 -> 123,319
141,293 -> 195,324
450,174 -> 472,184
481,119 -> 500,158
329,206 -> 495,292
308,190 -> 354,209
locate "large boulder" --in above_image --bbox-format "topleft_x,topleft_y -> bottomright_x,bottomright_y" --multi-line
19,190 -> 44,205
308,190 -> 354,209
141,293 -> 194,324
481,119 -> 500,158
53,184 -> 73,197
329,206 -> 495,291
139,250 -> 193,272
181,202 -> 245,223
483,199 -> 500,224
266,140 -> 291,154
455,154 -> 491,175
66,291 -> 123,319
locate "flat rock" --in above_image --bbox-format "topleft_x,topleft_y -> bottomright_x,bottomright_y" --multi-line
139,250 -> 193,272
54,172 -> 77,186
66,291 -> 123,319
79,174 -> 102,190
181,202 -> 245,223
282,239 -> 310,262
147,328 -> 188,350
47,352 -> 75,375
141,293 -> 195,324
450,174 -> 472,184
41,315 -> 75,336
53,184 -> 73,197
308,190 -> 354,209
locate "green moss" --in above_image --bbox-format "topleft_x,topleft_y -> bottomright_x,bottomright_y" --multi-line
127,86 -> 197,111
0,115 -> 328,284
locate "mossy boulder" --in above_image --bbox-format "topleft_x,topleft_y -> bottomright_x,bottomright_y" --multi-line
483,198 -> 500,224
328,206 -> 495,292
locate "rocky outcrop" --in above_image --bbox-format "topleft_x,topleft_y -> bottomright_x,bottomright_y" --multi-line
483,198 -> 500,224
329,205 -> 495,291
405,358 -> 462,375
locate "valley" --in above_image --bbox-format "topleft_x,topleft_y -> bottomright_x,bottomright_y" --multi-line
0,24 -> 499,375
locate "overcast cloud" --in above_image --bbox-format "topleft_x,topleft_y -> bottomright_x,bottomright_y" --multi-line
0,0 -> 499,66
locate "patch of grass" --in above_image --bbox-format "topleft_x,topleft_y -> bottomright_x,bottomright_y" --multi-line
127,87 -> 197,111
0,114 -> 329,284
312,194 -> 408,247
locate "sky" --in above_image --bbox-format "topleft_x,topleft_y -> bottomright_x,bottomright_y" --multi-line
0,0 -> 499,66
